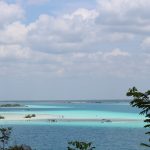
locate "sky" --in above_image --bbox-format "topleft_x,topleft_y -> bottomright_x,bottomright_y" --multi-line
0,0 -> 150,100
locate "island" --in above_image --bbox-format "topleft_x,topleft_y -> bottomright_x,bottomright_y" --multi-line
0,104 -> 25,107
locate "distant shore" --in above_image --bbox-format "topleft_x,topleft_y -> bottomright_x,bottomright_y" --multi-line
0,99 -> 131,105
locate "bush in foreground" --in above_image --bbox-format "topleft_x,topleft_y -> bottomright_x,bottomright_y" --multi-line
8,145 -> 32,150
0,127 -> 12,150
127,87 -> 150,147
67,141 -> 95,150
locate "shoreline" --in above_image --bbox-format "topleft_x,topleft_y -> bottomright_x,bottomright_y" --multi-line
0,114 -> 143,123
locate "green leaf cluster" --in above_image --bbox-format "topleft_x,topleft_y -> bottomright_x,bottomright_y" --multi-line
127,87 -> 150,147
0,127 -> 12,150
67,141 -> 95,150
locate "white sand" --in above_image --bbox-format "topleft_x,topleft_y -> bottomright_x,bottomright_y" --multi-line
0,113 -> 143,122
0,114 -> 63,121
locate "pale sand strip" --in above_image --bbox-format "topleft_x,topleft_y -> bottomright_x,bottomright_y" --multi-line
0,114 -> 143,122
48,118 -> 142,122
0,114 -> 61,121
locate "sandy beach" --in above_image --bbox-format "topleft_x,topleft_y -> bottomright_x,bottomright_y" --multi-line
0,113 -> 143,123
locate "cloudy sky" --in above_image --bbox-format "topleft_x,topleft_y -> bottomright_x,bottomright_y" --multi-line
0,0 -> 149,100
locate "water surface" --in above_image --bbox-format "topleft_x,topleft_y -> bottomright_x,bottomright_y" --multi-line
0,100 -> 147,150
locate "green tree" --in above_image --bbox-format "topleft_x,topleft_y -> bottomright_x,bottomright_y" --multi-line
127,87 -> 150,147
0,127 -> 12,150
8,145 -> 32,150
67,141 -> 95,150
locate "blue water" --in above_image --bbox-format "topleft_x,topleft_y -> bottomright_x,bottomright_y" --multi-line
0,100 -> 148,150
7,125 -> 147,150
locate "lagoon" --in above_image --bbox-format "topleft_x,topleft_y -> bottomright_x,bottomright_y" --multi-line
0,100 -> 147,150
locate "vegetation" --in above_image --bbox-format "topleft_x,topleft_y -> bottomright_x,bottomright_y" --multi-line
0,104 -> 23,108
8,145 -> 32,150
0,127 -> 12,150
0,116 -> 4,119
24,114 -> 36,119
31,114 -> 36,117
127,87 -> 150,147
67,141 -> 95,150
0,127 -> 32,150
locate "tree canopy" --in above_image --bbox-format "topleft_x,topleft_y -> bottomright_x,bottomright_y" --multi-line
127,87 -> 150,147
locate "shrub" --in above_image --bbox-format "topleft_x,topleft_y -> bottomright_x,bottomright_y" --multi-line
0,127 -> 12,150
24,115 -> 32,118
31,114 -> 36,117
67,141 -> 95,150
127,87 -> 150,147
24,114 -> 36,118
8,145 -> 32,150
0,104 -> 22,107
0,115 -> 5,119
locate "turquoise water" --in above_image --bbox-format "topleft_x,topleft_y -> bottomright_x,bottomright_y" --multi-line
0,109 -> 143,120
0,100 -> 148,150
0,101 -> 144,120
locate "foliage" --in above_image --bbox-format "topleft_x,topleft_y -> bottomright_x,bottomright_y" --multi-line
0,116 -> 4,119
127,87 -> 150,147
67,141 -> 95,150
0,127 -> 12,150
24,114 -> 36,118
8,145 -> 32,150
31,114 -> 36,117
0,128 -> 32,150
0,104 -> 22,108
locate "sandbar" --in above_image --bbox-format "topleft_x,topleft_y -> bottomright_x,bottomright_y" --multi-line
0,113 -> 143,123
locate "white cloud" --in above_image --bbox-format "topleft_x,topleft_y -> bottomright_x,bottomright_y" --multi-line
0,45 -> 30,60
141,37 -> 150,49
24,8 -> 134,54
96,0 -> 150,36
97,0 -> 150,19
0,0 -> 149,79
0,1 -> 24,26
64,8 -> 98,20
104,49 -> 130,58
0,22 -> 27,44
26,14 -> 91,53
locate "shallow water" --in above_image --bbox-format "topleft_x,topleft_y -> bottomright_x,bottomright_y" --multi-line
0,101 -> 144,120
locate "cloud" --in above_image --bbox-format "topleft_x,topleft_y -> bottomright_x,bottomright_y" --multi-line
24,8 -> 134,54
0,1 -> 24,27
64,8 -> 99,20
0,45 -> 30,60
96,0 -> 150,35
26,14 -> 92,53
0,0 -> 150,79
104,49 -> 130,58
0,22 -> 27,44
141,37 -> 150,49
